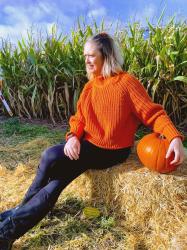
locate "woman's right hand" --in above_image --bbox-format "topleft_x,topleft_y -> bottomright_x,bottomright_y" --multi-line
64,136 -> 81,160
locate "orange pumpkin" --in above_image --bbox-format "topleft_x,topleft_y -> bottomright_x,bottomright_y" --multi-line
137,133 -> 177,173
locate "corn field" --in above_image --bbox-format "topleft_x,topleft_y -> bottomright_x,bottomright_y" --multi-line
0,18 -> 186,126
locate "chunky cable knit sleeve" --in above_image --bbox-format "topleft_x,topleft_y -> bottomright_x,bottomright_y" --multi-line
65,83 -> 90,141
124,74 -> 184,143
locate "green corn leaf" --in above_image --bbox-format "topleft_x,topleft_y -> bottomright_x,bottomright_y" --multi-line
177,61 -> 187,67
157,6 -> 166,26
173,76 -> 187,84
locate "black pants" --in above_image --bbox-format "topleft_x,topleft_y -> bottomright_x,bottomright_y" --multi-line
1,140 -> 131,239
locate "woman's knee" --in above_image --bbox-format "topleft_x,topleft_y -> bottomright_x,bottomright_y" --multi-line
40,144 -> 65,171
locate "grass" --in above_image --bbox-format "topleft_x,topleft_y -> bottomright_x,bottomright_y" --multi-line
0,117 -> 63,169
0,117 -> 63,144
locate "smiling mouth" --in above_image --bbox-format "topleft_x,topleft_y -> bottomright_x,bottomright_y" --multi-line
87,65 -> 94,70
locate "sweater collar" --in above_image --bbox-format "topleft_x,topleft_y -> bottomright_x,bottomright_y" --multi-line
92,71 -> 124,87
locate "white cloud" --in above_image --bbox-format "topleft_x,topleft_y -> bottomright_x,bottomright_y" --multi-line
0,5 -> 30,42
3,5 -> 30,24
0,0 -> 110,44
129,4 -> 156,26
38,1 -> 52,14
0,2 -> 73,44
88,0 -> 99,7
58,0 -> 88,13
88,7 -> 107,19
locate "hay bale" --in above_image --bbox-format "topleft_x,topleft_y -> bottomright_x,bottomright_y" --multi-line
63,145 -> 187,250
170,217 -> 187,250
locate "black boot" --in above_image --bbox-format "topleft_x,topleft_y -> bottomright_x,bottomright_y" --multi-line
0,183 -> 62,250
0,218 -> 15,250
0,238 -> 14,250
0,188 -> 56,243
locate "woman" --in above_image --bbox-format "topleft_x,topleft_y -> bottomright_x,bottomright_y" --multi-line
0,32 -> 185,249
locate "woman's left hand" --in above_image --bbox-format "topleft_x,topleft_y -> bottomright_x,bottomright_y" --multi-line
166,137 -> 185,165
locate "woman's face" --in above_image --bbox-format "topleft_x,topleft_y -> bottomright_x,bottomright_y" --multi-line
84,42 -> 104,77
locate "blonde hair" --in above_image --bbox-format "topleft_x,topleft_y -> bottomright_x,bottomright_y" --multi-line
85,32 -> 124,80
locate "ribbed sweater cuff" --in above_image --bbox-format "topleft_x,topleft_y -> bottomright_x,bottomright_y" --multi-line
65,125 -> 84,141
162,125 -> 185,143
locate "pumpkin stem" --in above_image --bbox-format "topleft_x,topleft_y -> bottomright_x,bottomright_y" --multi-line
159,134 -> 165,139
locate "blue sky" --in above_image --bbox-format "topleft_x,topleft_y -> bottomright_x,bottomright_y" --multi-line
0,0 -> 186,43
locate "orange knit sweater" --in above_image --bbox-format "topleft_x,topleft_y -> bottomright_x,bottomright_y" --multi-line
66,72 -> 184,149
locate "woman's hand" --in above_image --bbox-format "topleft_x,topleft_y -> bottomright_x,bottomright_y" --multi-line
64,136 -> 81,160
166,137 -> 185,165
